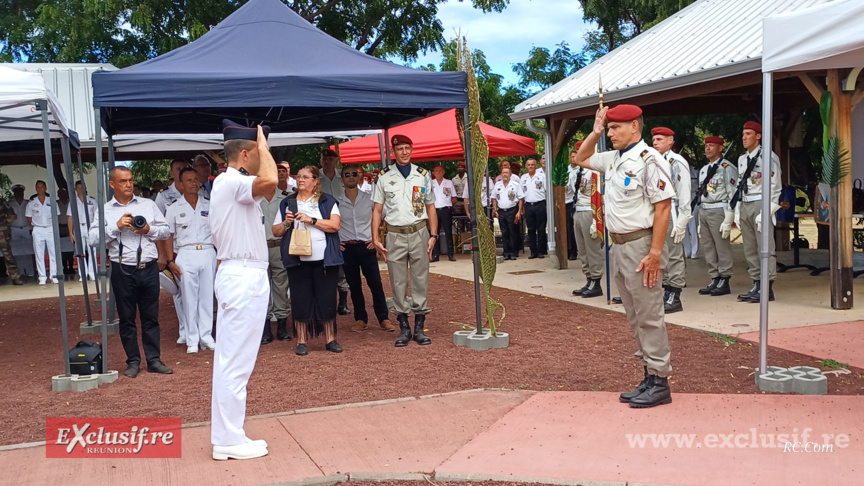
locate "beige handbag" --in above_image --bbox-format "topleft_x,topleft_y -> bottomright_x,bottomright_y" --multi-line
288,222 -> 313,256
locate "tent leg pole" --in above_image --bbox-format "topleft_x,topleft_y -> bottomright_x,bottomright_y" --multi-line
384,128 -> 391,167
463,110 -> 483,336
106,137 -> 117,324
62,139 -> 93,326
77,151 -> 100,300
38,102 -> 71,378
758,72 -> 773,378
95,109 -> 110,374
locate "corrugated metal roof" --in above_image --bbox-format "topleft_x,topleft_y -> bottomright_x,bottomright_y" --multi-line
511,0 -> 832,120
4,63 -> 118,143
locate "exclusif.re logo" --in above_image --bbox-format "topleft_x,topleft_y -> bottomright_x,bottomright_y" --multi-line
46,417 -> 182,458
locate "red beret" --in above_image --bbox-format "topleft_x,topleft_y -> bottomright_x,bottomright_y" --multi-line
705,136 -> 725,145
743,121 -> 762,133
373,169 -> 381,174
457,161 -> 466,167
606,104 -> 642,122
651,127 -> 675,136
391,134 -> 413,146
575,141 -> 584,150
321,148 -> 338,157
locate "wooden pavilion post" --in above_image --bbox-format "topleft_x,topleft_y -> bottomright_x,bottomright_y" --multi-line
827,69 -> 854,309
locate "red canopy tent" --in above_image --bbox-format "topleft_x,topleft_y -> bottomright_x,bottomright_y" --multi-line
332,109 -> 536,163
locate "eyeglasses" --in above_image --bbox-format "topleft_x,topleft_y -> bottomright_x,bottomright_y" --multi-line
295,175 -> 317,180
343,172 -> 359,177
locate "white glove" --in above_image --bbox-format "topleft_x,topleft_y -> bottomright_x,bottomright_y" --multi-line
733,206 -> 740,229
756,206 -> 779,234
590,220 -> 598,239
671,215 -> 690,244
720,210 -> 735,240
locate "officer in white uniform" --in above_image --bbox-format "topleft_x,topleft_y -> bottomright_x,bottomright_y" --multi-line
735,121 -> 782,303
431,165 -> 457,262
651,127 -> 692,313
569,164 -> 604,298
25,180 -> 59,285
67,181 -> 97,281
574,104 -> 676,409
371,134 -> 438,347
9,185 -> 34,277
521,158 -> 548,259
156,160 -> 194,344
165,168 -> 217,354
491,166 -> 524,260
696,137 -> 738,297
208,121 -> 277,461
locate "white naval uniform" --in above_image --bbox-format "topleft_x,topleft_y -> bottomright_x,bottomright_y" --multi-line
25,196 -> 59,282
67,195 -> 97,279
155,183 -> 197,342
208,167 -> 270,447
166,196 -> 216,348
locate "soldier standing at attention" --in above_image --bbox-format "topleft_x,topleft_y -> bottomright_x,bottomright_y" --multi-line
569,161 -> 603,298
431,165 -> 457,262
521,158 -> 548,259
574,104 -> 676,408
371,135 -> 438,347
696,137 -> 737,297
651,127 -> 692,314
735,121 -> 782,303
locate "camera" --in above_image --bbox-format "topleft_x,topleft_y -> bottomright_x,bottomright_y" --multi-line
131,215 -> 147,230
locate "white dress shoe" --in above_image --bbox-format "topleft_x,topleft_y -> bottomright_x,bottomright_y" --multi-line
200,341 -> 216,351
176,336 -> 186,345
38,279 -> 46,286
245,438 -> 268,448
50,277 -> 59,284
212,442 -> 268,461
187,346 -> 198,354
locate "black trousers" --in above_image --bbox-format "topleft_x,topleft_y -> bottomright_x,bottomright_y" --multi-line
498,207 -> 520,257
525,200 -> 548,255
342,243 -> 389,324
434,206 -> 454,258
110,261 -> 161,366
566,202 -> 578,258
286,261 -> 339,337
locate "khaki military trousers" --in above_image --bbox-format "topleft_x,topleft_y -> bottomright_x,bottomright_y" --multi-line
267,245 -> 291,320
614,234 -> 672,377
386,227 -> 431,315
740,200 -> 776,281
572,210 -> 604,279
699,207 -> 734,278
662,221 -> 686,289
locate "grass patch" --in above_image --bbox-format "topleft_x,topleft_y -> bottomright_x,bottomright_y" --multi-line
818,358 -> 849,369
709,332 -> 737,346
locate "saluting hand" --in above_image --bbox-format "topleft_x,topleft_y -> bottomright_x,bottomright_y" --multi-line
593,107 -> 608,135
636,250 -> 662,288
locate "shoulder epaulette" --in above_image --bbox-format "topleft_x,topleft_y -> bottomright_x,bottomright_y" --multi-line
381,167 -> 390,174
639,150 -> 654,163
416,167 -> 428,176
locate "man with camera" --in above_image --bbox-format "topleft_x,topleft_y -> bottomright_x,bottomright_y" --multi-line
90,167 -> 172,379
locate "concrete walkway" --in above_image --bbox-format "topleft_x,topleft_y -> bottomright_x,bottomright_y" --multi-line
1,389 -> 860,486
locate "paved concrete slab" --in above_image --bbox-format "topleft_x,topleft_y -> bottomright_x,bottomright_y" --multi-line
428,246 -> 864,336
277,389 -> 532,475
436,391 -> 864,486
737,321 -> 864,370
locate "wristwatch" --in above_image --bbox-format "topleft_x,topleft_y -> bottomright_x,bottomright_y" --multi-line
431,234 -> 439,239
166,259 -> 174,264
311,217 -> 318,226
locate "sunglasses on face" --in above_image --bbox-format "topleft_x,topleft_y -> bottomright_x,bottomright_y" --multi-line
343,172 -> 359,177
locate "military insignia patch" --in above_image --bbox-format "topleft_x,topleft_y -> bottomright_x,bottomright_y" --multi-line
412,186 -> 426,217
722,163 -> 728,168
180,213 -> 186,218
625,171 -> 636,178
389,180 -> 397,186
730,178 -> 735,185
657,180 -> 666,191
201,211 -> 208,217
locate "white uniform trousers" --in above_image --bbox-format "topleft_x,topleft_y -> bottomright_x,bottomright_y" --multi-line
211,260 -> 269,446
173,290 -> 187,341
177,247 -> 216,347
10,227 -> 35,276
76,225 -> 95,279
32,226 -> 57,281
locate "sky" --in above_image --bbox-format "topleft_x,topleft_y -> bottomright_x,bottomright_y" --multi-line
410,0 -> 593,87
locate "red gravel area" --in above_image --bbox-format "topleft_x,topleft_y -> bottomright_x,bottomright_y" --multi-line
0,273 -> 862,445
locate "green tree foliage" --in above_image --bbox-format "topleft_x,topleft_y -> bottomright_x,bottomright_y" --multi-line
130,159 -> 172,189
0,0 -> 509,65
512,42 -> 586,92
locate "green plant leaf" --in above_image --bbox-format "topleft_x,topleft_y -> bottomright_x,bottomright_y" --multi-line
821,136 -> 851,187
819,91 -> 832,152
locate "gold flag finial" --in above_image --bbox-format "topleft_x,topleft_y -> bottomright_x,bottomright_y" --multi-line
598,73 -> 604,109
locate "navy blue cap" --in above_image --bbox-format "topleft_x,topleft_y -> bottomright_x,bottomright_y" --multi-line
223,119 -> 270,142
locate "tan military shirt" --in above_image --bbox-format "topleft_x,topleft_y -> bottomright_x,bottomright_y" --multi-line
663,150 -> 692,223
699,158 -> 738,207
589,140 -> 676,234
736,147 -> 782,203
371,163 -> 435,226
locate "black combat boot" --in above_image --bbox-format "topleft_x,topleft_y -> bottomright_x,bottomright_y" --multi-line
612,297 -> 622,304
698,277 -> 720,295
413,314 -> 432,345
709,276 -> 731,296
394,314 -> 412,347
582,278 -> 603,298
337,289 -> 350,315
619,367 -> 650,403
747,281 -> 775,303
664,287 -> 683,313
276,318 -> 292,341
629,375 -> 672,408
738,280 -> 759,301
572,280 -> 591,296
261,319 -> 273,345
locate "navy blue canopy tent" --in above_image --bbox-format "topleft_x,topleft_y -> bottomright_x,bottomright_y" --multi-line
91,0 -> 467,134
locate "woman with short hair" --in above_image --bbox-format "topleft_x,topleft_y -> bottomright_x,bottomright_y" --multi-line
272,166 -> 343,355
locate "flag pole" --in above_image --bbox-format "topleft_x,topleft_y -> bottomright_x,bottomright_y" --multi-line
598,75 -> 611,305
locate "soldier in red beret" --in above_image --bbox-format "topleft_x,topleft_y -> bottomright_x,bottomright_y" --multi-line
735,121 -> 782,302
695,136 -> 737,297
651,127 -> 692,313
573,104 -> 676,408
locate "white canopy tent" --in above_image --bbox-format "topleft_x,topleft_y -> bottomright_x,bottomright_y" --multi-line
758,0 -> 864,379
110,130 -> 378,154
